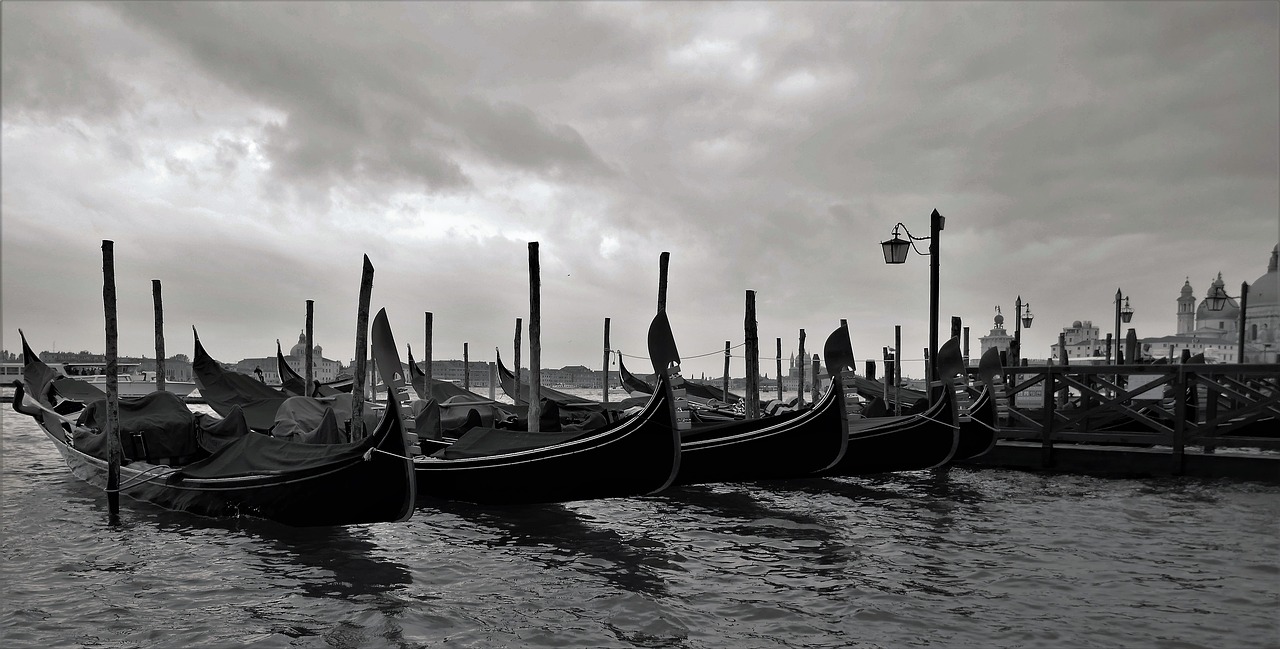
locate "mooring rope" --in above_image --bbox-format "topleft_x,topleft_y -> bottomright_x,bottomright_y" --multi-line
106,465 -> 181,493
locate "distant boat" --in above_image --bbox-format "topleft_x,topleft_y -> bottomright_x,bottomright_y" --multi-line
3,360 -> 198,400
53,361 -> 197,399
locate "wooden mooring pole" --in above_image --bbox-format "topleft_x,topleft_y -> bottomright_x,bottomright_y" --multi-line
102,241 -> 122,519
305,300 -> 315,390
463,342 -> 470,391
776,338 -> 783,402
723,341 -> 730,401
152,280 -> 166,391
797,329 -> 806,407
350,255 -> 374,440
744,290 -> 759,418
528,243 -> 542,432
423,312 -> 434,389
602,318 -> 611,402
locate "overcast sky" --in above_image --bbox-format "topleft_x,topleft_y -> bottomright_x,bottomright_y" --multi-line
3,1 -> 1277,380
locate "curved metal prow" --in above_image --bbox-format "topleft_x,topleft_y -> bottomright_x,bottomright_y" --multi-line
646,311 -> 680,377
977,346 -> 1002,389
935,337 -> 964,381
822,323 -> 855,377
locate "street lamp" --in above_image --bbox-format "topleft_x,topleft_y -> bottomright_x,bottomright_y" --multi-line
1207,280 -> 1249,363
881,209 -> 945,387
1113,289 -> 1134,365
1012,296 -> 1033,367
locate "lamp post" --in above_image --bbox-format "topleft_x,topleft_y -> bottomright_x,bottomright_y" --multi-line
882,209 -> 944,387
1013,296 -> 1033,367
1207,280 -> 1249,363
1113,289 -> 1134,365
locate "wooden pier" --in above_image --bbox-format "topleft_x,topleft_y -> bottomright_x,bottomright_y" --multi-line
959,362 -> 1280,482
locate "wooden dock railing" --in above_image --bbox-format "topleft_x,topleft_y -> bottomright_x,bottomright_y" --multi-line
994,363 -> 1280,473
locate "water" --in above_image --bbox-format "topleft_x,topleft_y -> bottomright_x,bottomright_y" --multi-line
3,404 -> 1278,648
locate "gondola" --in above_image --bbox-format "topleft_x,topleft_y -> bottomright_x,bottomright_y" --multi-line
370,309 -> 681,505
670,324 -> 851,486
617,350 -> 743,423
493,349 -> 646,429
818,337 -> 965,476
11,330 -> 416,527
402,346 -> 529,436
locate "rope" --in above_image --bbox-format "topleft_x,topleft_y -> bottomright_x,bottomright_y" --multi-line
370,447 -> 418,461
964,417 -> 999,432
106,465 -> 181,493
616,342 -> 747,362
917,413 -> 961,430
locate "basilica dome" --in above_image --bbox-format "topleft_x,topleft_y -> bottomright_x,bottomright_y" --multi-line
1247,245 -> 1278,309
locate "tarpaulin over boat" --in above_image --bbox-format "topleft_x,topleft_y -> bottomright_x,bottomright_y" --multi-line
176,428 -> 377,479
194,407 -> 253,454
74,391 -> 200,462
272,396 -> 347,444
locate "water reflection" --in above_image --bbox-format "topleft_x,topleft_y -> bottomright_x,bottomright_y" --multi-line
428,499 -> 673,597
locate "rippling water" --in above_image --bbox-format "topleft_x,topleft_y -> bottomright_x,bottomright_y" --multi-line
3,404 -> 1277,648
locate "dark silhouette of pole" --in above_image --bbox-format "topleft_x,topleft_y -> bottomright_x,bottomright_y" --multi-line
528,243 -> 542,432
797,329 -> 806,406
424,312 -> 434,387
1238,281 -> 1250,363
102,241 -> 121,520
602,318 -> 611,402
152,279 -> 165,391
744,290 -> 759,418
305,300 -> 314,390
350,255 -> 374,440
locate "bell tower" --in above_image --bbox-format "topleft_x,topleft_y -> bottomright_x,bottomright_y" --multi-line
1177,278 -> 1196,334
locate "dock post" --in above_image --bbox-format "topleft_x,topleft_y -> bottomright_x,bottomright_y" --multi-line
528,243 -> 541,432
744,290 -> 759,418
776,337 -> 783,403
152,280 -> 166,391
1040,365 -> 1056,468
1172,366 -> 1188,475
424,312 -> 433,388
489,362 -> 497,401
602,318 -> 611,402
463,342 -> 470,391
514,318 -> 522,399
811,354 -> 820,404
797,329 -> 806,407
350,255 -> 374,440
723,341 -> 731,403
102,241 -> 122,520
305,300 -> 314,390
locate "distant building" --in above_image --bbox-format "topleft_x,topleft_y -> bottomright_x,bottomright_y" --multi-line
1049,243 -> 1279,364
978,307 -> 1013,358
234,331 -> 341,385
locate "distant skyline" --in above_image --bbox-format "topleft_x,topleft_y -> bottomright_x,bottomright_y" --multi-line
3,2 -> 1277,379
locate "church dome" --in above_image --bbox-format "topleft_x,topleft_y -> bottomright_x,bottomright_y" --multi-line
994,312 -> 1004,327
1072,320 -> 1082,328
1246,244 -> 1278,308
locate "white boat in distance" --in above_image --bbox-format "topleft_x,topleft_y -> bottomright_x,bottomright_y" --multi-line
53,362 -> 199,399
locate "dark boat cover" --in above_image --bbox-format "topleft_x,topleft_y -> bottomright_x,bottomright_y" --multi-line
73,391 -> 201,462
272,396 -> 348,444
176,428 -> 379,480
194,407 -> 253,454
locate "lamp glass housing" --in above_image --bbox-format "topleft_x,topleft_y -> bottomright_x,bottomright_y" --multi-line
881,236 -> 910,264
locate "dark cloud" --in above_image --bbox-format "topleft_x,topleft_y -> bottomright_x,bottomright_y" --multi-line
2,1 -> 1276,376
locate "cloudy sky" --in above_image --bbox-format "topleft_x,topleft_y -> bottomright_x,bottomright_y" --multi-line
3,1 -> 1277,380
